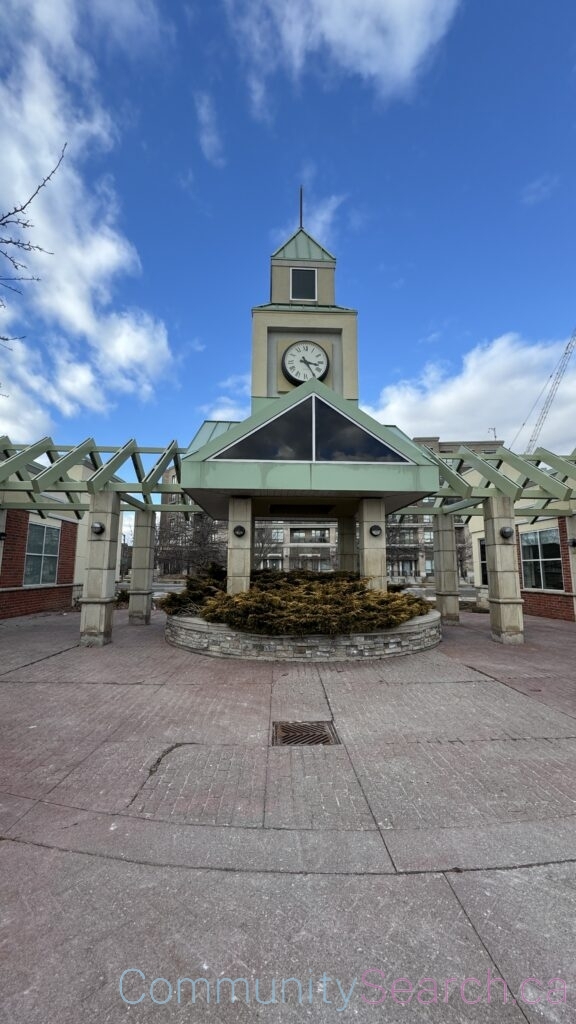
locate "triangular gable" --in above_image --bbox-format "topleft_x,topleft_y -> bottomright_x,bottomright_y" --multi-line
210,395 -> 410,464
183,379 -> 437,468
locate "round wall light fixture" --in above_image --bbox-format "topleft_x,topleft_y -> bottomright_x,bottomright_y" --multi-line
91,522 -> 106,535
499,526 -> 514,540
233,525 -> 246,538
369,524 -> 383,537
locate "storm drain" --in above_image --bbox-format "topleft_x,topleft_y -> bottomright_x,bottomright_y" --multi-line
272,721 -> 340,746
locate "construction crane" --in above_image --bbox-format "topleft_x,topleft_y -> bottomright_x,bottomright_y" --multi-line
521,328 -> 576,453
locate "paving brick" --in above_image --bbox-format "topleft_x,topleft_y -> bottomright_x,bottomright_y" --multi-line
129,744 -> 269,827
265,747 -> 376,831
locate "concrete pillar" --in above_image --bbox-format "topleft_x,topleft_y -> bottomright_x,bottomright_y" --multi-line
227,496 -> 252,594
357,498 -> 386,591
433,513 -> 460,623
484,496 -> 524,644
337,517 -> 356,572
129,509 -> 155,624
80,491 -> 121,646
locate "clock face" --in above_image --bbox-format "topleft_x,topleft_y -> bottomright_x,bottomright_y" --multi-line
281,341 -> 329,385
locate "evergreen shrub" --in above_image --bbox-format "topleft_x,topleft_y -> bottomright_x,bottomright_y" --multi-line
202,575 -> 430,636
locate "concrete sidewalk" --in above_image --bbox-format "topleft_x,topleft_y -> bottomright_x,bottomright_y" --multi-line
1,609 -> 575,1022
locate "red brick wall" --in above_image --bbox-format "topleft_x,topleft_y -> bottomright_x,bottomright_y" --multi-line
520,518 -> 575,622
0,586 -> 74,618
57,520 -> 77,584
0,511 -> 78,619
0,510 -> 28,587
521,590 -> 575,621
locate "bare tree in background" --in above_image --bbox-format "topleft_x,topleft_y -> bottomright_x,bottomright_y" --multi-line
156,511 -> 226,575
0,145 -> 66,349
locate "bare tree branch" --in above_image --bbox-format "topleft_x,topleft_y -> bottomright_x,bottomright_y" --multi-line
0,144 -> 66,345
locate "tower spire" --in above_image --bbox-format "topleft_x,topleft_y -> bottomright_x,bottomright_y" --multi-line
299,185 -> 303,229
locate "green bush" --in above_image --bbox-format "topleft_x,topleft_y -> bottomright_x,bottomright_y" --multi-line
156,564 -> 226,616
202,576 -> 430,635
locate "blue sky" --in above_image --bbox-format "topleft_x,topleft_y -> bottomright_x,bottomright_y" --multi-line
1,0 -> 575,453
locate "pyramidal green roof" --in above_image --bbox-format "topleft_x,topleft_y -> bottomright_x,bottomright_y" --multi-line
271,228 -> 335,263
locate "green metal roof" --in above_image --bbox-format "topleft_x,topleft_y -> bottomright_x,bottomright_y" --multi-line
271,228 -> 335,262
187,420 -> 238,454
253,303 -> 356,313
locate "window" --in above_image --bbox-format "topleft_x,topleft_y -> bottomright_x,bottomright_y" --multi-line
310,529 -> 329,543
24,522 -> 60,586
479,538 -> 488,586
423,530 -> 434,544
271,528 -> 284,542
521,528 -> 563,590
291,267 -> 316,301
213,396 -> 409,464
290,529 -> 306,542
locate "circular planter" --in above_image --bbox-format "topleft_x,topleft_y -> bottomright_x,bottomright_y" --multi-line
165,609 -> 441,661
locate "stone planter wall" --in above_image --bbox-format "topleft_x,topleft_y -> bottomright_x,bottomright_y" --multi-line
165,610 -> 442,661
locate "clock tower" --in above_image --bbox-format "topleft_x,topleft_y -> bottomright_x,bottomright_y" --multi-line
250,227 -> 359,413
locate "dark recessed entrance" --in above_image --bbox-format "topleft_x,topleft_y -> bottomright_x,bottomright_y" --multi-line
272,721 -> 340,746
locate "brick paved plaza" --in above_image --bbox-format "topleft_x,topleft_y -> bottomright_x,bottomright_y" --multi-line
1,609 -> 575,1022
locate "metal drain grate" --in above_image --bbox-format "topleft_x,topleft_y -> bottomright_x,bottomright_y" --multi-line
272,721 -> 340,746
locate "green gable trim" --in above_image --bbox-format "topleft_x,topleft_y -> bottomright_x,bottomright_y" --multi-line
271,228 -> 336,263
183,379 -> 436,468
211,395 -> 411,464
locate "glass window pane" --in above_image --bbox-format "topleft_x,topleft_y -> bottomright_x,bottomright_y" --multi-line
543,561 -> 563,590
41,557 -> 58,584
24,555 -> 42,585
214,399 -> 313,460
291,268 -> 316,300
522,561 -> 541,588
27,523 -> 45,554
521,533 -> 540,560
315,401 -> 408,462
44,527 -> 60,555
540,529 -> 560,559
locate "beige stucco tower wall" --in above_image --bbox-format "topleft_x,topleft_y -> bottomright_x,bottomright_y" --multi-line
250,229 -> 358,412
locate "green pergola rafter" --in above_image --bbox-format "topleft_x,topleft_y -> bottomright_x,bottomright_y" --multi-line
0,437 -> 574,520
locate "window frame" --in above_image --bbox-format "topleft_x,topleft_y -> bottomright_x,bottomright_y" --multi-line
520,527 -> 564,592
24,521 -> 61,587
290,267 -> 317,302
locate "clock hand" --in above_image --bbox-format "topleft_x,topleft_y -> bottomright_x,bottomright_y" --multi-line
300,356 -> 322,371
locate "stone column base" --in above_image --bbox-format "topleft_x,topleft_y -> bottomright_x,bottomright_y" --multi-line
79,598 -> 115,646
128,589 -> 154,625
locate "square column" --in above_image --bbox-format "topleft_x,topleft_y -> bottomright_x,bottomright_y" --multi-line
129,509 -> 156,625
484,496 -> 524,644
80,491 -> 121,646
337,517 -> 356,572
357,498 -> 387,591
227,497 -> 252,594
433,513 -> 460,623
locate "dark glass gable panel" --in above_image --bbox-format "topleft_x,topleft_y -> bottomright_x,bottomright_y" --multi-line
291,268 -> 316,300
315,401 -> 408,462
214,399 -> 313,460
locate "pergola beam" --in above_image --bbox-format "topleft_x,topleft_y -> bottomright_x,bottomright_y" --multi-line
87,440 -> 137,492
456,447 -> 522,499
0,437 -> 55,482
32,438 -> 97,490
495,447 -> 571,499
142,440 -> 179,491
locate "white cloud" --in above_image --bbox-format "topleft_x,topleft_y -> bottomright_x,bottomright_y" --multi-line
521,173 -> 559,207
200,372 -> 251,420
194,92 -> 226,168
0,0 -> 173,440
225,0 -> 461,115
362,334 -> 576,454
